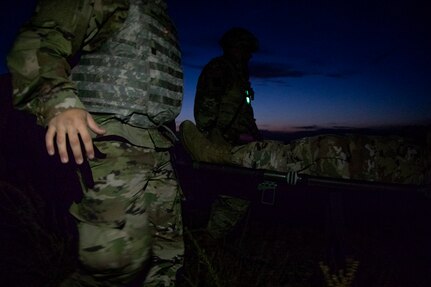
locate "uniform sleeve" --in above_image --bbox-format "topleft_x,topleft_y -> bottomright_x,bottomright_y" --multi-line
194,60 -> 231,131
6,0 -> 129,125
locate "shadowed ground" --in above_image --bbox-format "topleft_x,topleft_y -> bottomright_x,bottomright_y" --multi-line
1,74 -> 430,286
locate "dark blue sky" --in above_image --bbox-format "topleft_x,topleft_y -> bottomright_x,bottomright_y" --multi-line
168,0 -> 431,131
2,0 -> 430,132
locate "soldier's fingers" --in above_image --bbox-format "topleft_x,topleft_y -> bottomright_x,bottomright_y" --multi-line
68,130 -> 84,165
87,113 -> 106,136
45,126 -> 57,156
78,128 -> 94,160
55,127 -> 69,164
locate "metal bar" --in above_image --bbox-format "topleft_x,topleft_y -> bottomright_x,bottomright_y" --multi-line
189,161 -> 424,193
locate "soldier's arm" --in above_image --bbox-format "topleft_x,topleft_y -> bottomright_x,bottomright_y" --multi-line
6,0 -> 128,164
194,61 -> 230,131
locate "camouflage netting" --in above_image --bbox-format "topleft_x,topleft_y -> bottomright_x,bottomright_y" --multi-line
231,133 -> 430,186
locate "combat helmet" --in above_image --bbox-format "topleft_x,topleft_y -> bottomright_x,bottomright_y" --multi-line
219,27 -> 259,53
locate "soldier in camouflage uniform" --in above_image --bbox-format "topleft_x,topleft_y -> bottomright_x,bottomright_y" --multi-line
183,28 -> 261,239
230,133 -> 430,185
181,119 -> 430,187
194,27 -> 261,147
7,0 -> 184,286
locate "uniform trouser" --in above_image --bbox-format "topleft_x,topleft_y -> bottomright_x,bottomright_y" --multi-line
207,133 -> 429,238
67,140 -> 184,287
206,195 -> 250,239
230,134 -> 429,185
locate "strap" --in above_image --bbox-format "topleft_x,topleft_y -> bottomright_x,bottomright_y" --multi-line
222,94 -> 246,136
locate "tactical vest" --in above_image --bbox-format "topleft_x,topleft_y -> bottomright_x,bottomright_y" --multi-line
71,0 -> 183,128
217,58 -> 256,141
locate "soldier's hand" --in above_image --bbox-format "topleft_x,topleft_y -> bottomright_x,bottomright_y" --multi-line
45,108 -> 106,165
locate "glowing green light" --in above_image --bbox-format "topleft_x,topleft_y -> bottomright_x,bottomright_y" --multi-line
245,89 -> 251,104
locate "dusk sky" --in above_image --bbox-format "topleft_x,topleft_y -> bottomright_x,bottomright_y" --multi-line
2,0 -> 430,132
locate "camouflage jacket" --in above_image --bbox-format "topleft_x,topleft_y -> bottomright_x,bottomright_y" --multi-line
6,0 -> 130,125
194,55 -> 260,146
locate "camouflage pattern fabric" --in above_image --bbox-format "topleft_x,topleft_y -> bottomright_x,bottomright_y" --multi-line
6,0 -> 130,126
194,56 -> 259,146
231,134 -> 430,185
180,120 -> 429,239
72,0 -> 183,128
7,0 -> 185,285
206,195 -> 250,239
65,140 -> 183,286
206,133 -> 430,239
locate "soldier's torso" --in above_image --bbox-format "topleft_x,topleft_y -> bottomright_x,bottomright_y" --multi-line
71,0 -> 183,129
206,57 -> 255,143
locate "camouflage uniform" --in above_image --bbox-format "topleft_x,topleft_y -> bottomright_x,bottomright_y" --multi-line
181,118 -> 430,187
231,133 -> 430,185
7,0 -> 184,286
193,28 -> 261,239
194,55 -> 260,146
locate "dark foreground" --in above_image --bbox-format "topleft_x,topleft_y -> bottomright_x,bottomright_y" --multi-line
1,74 -> 431,286
1,160 -> 430,287
174,150 -> 431,287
